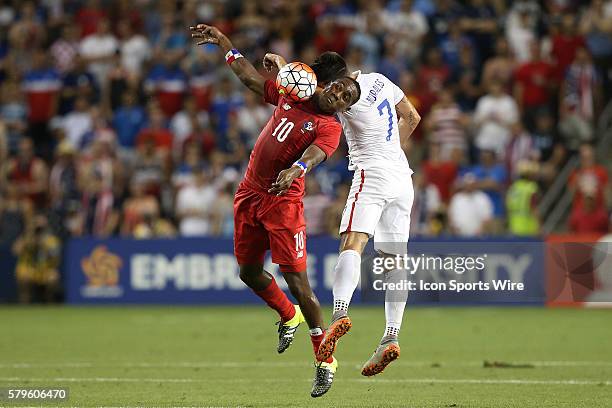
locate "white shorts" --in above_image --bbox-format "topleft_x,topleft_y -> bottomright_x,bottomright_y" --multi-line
339,166 -> 414,254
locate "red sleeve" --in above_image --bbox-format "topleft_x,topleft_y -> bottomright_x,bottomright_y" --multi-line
597,166 -> 609,186
263,79 -> 280,106
313,119 -> 342,159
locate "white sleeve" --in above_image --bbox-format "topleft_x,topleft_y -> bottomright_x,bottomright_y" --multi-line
176,189 -> 188,214
480,194 -> 494,220
79,38 -> 91,56
388,76 -> 405,105
505,98 -> 519,124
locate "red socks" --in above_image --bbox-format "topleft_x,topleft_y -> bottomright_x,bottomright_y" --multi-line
254,278 -> 295,322
310,330 -> 333,363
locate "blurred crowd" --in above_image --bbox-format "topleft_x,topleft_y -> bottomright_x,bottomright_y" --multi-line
1,0 -> 612,274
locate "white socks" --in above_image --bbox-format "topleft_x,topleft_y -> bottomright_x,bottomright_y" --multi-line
332,250 -> 361,314
383,267 -> 408,339
332,249 -> 408,340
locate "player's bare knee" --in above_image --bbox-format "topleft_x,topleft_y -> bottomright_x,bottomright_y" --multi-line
340,231 -> 369,254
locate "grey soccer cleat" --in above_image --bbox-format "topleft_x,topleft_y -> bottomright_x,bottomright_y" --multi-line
361,335 -> 400,376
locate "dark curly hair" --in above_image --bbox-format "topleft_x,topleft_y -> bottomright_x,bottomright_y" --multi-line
310,51 -> 348,85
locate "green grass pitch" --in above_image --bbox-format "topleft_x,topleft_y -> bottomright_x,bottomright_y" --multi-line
1,306 -> 611,407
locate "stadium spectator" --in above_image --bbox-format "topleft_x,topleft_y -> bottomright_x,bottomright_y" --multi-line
50,24 -> 80,74
465,149 -> 507,232
209,76 -> 243,139
506,161 -> 541,237
439,20 -> 473,74
12,214 -> 61,303
506,123 -> 539,178
60,96 -> 92,148
75,0 -> 107,38
452,42 -> 480,111
422,142 -> 458,203
3,137 -> 48,209
481,37 -> 515,90
415,47 -> 451,114
22,49 -> 61,154
569,187 -> 609,234
144,54 -> 188,118
121,178 -> 159,237
411,172 -> 442,236
458,0 -> 500,62
377,37 -> 410,86
559,46 -> 602,149
424,89 -> 468,160
579,0 -> 612,74
9,1 -> 46,51
569,143 -> 609,213
473,80 -> 519,157
382,0 -> 428,63
176,165 -> 216,237
505,1 -> 538,63
236,90 -> 272,149
59,55 -> 98,115
513,41 -> 554,128
208,181 -> 235,238
170,95 -> 209,153
112,92 -> 147,149
531,110 -> 558,162
0,80 -> 28,153
136,105 -> 173,152
117,19 -> 151,80
551,13 -> 586,82
78,18 -> 118,86
0,185 -> 29,246
448,173 -> 494,237
49,141 -> 79,212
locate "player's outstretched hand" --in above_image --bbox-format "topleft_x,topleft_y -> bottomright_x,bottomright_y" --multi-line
189,24 -> 229,48
269,167 -> 302,196
263,53 -> 287,72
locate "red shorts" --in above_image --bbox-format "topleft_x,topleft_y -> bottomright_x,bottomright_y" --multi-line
233,184 -> 307,272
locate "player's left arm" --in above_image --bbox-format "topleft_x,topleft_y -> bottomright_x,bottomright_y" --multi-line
190,24 -> 265,96
396,96 -> 421,140
268,145 -> 327,196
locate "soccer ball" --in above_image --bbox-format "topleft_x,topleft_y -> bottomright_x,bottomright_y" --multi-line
276,62 -> 317,102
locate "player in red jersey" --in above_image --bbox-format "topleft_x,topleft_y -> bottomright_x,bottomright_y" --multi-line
190,24 -> 360,397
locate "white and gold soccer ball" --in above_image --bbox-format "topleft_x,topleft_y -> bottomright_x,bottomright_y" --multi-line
276,62 -> 317,102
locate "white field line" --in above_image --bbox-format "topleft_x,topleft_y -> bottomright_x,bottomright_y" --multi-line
0,376 -> 610,386
1,360 -> 612,369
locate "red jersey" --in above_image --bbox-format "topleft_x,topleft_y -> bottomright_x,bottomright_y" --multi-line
514,61 -> 554,107
242,80 -> 342,198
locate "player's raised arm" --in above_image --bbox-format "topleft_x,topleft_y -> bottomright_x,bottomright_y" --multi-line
396,95 -> 421,140
268,145 -> 328,196
190,24 -> 265,96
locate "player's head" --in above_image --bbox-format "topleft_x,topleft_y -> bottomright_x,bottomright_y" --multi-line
311,51 -> 348,85
317,76 -> 361,114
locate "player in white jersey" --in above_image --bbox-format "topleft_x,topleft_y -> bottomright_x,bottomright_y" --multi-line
264,52 -> 420,381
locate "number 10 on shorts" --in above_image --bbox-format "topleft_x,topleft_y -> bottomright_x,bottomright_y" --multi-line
293,230 -> 305,259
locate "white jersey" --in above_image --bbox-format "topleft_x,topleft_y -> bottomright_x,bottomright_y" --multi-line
337,72 -> 412,173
